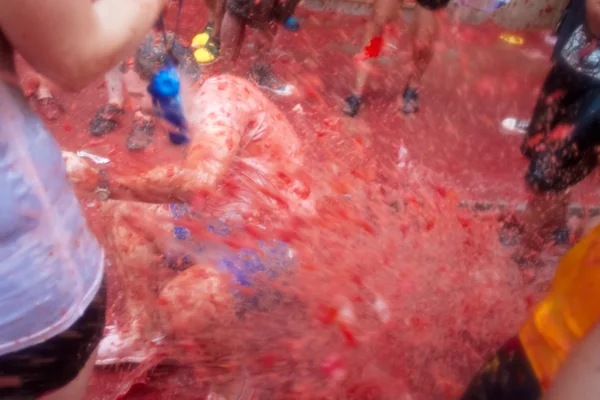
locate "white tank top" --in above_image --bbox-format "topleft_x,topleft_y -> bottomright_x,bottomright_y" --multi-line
0,81 -> 104,356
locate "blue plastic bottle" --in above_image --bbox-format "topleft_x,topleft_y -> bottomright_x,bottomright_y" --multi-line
147,64 -> 189,145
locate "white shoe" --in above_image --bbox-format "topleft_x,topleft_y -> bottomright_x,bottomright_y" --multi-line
259,83 -> 295,97
501,117 -> 529,135
96,325 -> 160,366
544,34 -> 557,46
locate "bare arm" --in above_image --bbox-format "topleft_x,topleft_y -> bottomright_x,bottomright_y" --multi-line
544,324 -> 600,400
64,126 -> 241,203
0,0 -> 168,91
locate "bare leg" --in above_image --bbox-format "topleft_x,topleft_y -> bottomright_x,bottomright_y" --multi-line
402,4 -> 439,114
96,201 -> 176,364
40,349 -> 98,400
220,11 -> 246,68
105,66 -> 125,108
121,69 -> 156,151
355,0 -> 396,95
193,0 -> 227,63
103,201 -> 173,337
32,76 -> 62,121
344,0 -> 398,116
89,66 -> 126,137
407,5 -> 438,89
205,0 -> 226,38
251,21 -> 278,73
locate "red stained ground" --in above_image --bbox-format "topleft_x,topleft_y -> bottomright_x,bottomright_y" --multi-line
16,1 -> 599,399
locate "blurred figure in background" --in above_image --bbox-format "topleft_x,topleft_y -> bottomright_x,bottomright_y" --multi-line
344,0 -> 450,117
511,0 -> 600,265
0,0 -> 168,398
220,0 -> 301,95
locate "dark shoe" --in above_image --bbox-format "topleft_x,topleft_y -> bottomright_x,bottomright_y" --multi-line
499,226 -> 571,248
89,104 -> 124,136
402,86 -> 419,114
511,251 -> 544,269
343,94 -> 362,117
552,227 -> 571,245
250,66 -> 294,97
283,16 -> 300,31
126,118 -> 155,151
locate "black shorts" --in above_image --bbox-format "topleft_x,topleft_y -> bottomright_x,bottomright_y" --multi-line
522,64 -> 600,193
416,0 -> 451,11
0,280 -> 106,399
227,0 -> 300,28
460,337 -> 541,400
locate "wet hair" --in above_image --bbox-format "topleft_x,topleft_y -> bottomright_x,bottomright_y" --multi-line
134,31 -> 201,82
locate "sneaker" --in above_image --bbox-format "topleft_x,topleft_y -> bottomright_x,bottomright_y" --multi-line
192,22 -> 214,49
96,325 -> 160,366
194,38 -> 221,65
126,117 -> 155,151
402,86 -> 419,114
343,94 -> 362,117
501,117 -> 529,135
89,103 -> 124,137
250,67 -> 294,97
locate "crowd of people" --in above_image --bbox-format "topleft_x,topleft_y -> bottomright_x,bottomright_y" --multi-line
1,0 -> 600,399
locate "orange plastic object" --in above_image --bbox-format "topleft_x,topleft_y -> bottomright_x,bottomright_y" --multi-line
519,225 -> 600,389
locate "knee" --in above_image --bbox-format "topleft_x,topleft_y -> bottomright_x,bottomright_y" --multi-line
157,265 -> 233,336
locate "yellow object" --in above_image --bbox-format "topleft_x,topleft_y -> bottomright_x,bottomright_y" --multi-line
192,32 -> 210,49
519,224 -> 600,389
499,33 -> 524,45
194,47 -> 218,65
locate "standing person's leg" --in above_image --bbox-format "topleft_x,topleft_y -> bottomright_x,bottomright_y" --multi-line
193,0 -> 227,64
89,65 -> 126,137
344,0 -> 399,117
221,0 -> 294,95
247,0 -> 302,95
515,67 -> 600,265
402,3 -> 439,114
248,19 -> 294,96
31,76 -> 63,121
220,0 -> 249,68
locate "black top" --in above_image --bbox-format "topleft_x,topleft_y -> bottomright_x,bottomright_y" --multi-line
416,0 -> 451,11
554,0 -> 600,88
